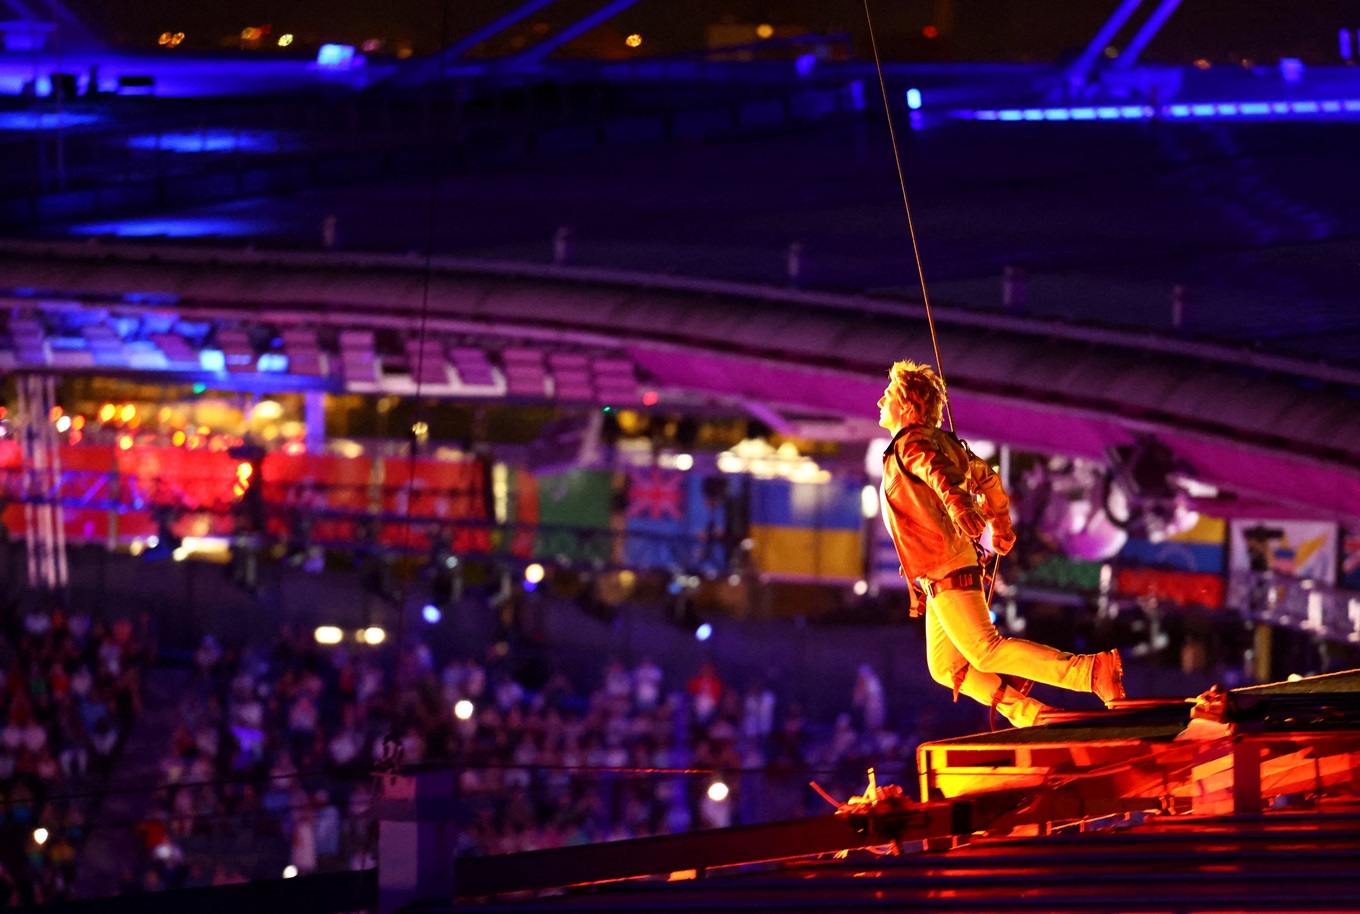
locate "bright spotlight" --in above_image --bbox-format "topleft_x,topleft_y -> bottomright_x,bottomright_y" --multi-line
32,828 -> 48,845
674,453 -> 694,471
282,865 -> 298,879
695,623 -> 713,642
707,781 -> 729,802
860,484 -> 880,519
362,626 -> 386,645
454,699 -> 474,720
422,604 -> 442,624
524,563 -> 545,584
314,626 -> 343,645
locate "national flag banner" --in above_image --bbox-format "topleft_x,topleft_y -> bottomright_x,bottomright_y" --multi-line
378,457 -> 490,553
116,446 -> 241,539
532,468 -> 614,564
263,453 -> 375,546
1229,518 -> 1339,585
60,446 -> 118,543
749,477 -> 863,582
622,468 -> 728,572
1114,566 -> 1224,608
1118,514 -> 1227,573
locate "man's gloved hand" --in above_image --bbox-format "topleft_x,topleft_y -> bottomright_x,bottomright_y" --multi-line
944,495 -> 987,539
991,518 -> 1017,555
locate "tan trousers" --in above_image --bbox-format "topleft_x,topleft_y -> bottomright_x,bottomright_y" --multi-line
924,587 -> 1096,724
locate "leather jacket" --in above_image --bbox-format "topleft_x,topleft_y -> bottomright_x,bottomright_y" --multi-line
880,425 -> 1012,611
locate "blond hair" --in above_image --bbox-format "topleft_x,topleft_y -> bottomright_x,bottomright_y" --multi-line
887,360 -> 947,428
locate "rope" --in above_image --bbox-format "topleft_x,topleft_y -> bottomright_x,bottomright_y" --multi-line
862,2 -> 1005,606
861,0 -> 953,433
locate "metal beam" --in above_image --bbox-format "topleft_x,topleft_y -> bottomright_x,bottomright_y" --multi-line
445,0 -> 561,60
509,0 -> 645,67
1112,0 -> 1185,70
451,796 -> 1016,898
1065,0 -> 1145,90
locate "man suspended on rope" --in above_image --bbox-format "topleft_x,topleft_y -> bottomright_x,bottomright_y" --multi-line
878,360 -> 1125,728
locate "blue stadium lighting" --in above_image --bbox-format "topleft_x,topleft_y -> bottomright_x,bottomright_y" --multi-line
695,623 -> 713,642
956,99 -> 1360,124
126,131 -> 290,154
0,112 -> 103,131
522,579 -> 537,593
905,88 -> 922,110
199,349 -> 226,372
421,604 -> 442,624
316,43 -> 357,68
68,216 -> 274,238
256,353 -> 289,372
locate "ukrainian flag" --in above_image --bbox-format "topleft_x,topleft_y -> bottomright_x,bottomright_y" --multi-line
749,478 -> 864,581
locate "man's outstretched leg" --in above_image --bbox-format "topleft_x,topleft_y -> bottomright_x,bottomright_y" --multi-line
926,609 -> 1054,727
931,588 -> 1126,706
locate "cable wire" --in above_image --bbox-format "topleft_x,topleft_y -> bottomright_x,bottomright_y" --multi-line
861,0 -> 953,433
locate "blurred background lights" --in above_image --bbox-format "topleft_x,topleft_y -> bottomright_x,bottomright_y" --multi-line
32,828 -> 48,845
422,604 -> 442,624
524,563 -> 545,584
625,33 -> 642,47
314,626 -> 343,645
362,626 -> 386,645
674,453 -> 694,471
853,580 -> 868,596
906,88 -> 923,109
278,33 -> 294,47
454,700 -> 474,720
695,622 -> 713,642
282,865 -> 298,879
755,23 -> 773,39
706,781 -> 729,802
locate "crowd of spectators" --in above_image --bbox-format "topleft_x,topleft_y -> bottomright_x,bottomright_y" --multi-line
0,603 -> 151,905
122,608 -> 940,888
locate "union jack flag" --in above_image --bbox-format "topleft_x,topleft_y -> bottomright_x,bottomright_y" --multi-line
627,467 -> 683,521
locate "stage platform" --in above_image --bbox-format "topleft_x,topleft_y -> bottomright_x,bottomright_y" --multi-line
383,670 -> 1360,912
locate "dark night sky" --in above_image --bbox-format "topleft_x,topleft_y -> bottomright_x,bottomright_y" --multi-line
64,0 -> 1360,62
